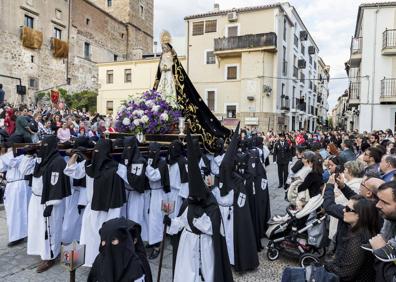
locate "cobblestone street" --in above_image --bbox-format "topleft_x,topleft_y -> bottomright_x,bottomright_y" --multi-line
0,161 -> 297,282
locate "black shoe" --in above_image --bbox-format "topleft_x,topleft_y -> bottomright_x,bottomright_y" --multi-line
149,248 -> 160,260
7,238 -> 25,247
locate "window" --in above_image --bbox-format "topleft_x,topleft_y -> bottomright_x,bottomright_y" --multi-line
205,50 -> 215,64
283,18 -> 287,41
106,70 -> 113,84
24,15 -> 34,28
139,4 -> 144,18
226,105 -> 236,118
207,90 -> 215,111
106,101 -> 114,115
294,34 -> 298,47
29,78 -> 38,89
86,18 -> 90,25
192,21 -> 204,36
227,25 -> 238,37
54,27 -> 62,39
226,65 -> 238,80
301,43 -> 305,55
84,42 -> 91,59
124,69 -> 131,83
114,54 -> 118,61
31,55 -> 34,63
205,20 -> 217,33
107,0 -> 112,7
55,9 -> 62,20
309,55 -> 312,65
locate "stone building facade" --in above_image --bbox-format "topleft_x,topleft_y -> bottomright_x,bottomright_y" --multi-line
0,0 -> 153,104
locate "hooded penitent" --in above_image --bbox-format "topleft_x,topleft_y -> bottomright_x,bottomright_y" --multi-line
168,140 -> 188,183
86,139 -> 126,212
185,131 -> 234,282
147,142 -> 170,192
214,138 -> 225,157
88,217 -> 152,282
121,136 -> 147,193
35,136 -> 71,205
72,136 -> 93,187
218,122 -> 240,197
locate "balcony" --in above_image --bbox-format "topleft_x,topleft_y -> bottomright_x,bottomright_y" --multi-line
350,37 -> 362,67
382,29 -> 396,55
349,81 -> 360,105
293,66 -> 298,79
281,95 -> 290,111
317,95 -> 322,103
298,101 -> 307,112
214,32 -> 277,57
380,78 -> 396,103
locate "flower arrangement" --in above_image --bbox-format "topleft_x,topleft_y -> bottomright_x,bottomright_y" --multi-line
115,89 -> 182,134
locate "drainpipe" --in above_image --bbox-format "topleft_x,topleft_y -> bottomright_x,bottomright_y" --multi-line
370,6 -> 379,131
66,0 -> 72,85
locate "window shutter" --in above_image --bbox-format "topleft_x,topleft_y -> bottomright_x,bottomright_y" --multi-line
192,21 -> 204,36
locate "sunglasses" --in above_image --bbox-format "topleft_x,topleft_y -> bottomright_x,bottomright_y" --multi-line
345,206 -> 356,213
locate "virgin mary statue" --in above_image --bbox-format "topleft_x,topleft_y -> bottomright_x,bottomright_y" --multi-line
156,31 -> 178,108
153,31 -> 230,152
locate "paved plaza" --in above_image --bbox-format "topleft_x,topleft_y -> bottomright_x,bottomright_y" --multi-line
0,161 -> 297,282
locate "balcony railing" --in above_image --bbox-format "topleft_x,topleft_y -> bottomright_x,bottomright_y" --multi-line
381,78 -> 396,98
293,66 -> 298,78
281,95 -> 290,111
349,81 -> 360,100
298,101 -> 306,112
214,32 -> 277,52
383,29 -> 396,49
351,37 -> 362,54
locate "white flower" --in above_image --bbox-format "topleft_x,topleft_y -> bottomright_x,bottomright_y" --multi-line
132,110 -> 138,116
160,113 -> 169,121
141,115 -> 149,123
152,105 -> 160,112
119,105 -> 126,112
133,119 -> 141,126
146,100 -> 154,107
122,117 -> 131,126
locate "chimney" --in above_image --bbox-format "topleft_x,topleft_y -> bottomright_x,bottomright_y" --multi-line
214,3 -> 220,12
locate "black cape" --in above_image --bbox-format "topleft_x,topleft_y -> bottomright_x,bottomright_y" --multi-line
87,140 -> 126,212
122,137 -> 148,193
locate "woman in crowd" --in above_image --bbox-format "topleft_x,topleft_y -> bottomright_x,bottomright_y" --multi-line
57,121 -> 71,143
325,195 -> 381,281
297,151 -> 323,199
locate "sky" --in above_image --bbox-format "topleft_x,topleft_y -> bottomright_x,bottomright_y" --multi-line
153,0 -> 393,110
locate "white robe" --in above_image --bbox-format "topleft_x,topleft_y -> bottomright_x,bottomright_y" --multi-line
144,164 -> 167,245
20,155 -> 65,260
168,163 -> 188,219
212,187 -> 234,265
168,208 -> 215,282
63,160 -> 128,267
124,186 -> 145,228
61,156 -> 83,244
0,152 -> 31,242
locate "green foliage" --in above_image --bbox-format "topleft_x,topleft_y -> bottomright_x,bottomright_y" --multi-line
35,91 -> 50,103
70,90 -> 98,113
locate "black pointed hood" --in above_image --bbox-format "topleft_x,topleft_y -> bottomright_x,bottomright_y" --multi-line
187,130 -> 209,200
219,122 -> 240,196
34,135 -> 59,177
121,136 -> 142,165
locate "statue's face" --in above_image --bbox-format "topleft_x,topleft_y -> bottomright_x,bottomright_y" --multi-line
162,44 -> 170,53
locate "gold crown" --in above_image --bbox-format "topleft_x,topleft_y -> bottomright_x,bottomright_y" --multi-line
160,30 -> 171,44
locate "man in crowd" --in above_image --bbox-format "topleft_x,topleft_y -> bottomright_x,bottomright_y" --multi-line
273,133 -> 292,189
339,139 -> 356,164
363,147 -> 382,176
380,154 -> 396,182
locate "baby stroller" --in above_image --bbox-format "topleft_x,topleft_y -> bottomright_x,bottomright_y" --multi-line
266,195 -> 327,267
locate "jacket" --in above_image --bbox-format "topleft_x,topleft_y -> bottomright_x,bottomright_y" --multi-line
273,141 -> 292,164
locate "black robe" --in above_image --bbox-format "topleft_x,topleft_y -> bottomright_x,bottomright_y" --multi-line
232,172 -> 260,272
